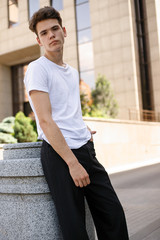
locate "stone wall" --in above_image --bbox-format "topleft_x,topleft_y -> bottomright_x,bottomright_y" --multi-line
84,118 -> 160,173
1,118 -> 160,173
0,144 -> 4,160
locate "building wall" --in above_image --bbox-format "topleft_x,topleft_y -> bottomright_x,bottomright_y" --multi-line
0,0 -> 38,65
84,117 -> 160,172
146,0 -> 160,114
0,0 -> 40,120
0,64 -> 12,120
90,0 -> 142,119
130,0 -> 143,117
0,0 -> 160,121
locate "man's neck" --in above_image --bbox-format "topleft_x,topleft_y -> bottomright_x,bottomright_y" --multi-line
44,50 -> 65,67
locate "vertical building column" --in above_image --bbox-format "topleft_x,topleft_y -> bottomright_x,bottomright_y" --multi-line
0,0 -> 8,30
40,0 -> 50,8
0,65 -> 13,121
62,0 -> 79,69
19,0 -> 29,24
39,0 -> 50,56
149,0 -> 160,115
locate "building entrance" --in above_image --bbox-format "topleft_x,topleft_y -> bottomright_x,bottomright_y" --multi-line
11,63 -> 31,117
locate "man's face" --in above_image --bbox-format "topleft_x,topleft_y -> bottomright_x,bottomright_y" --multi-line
36,18 -> 67,53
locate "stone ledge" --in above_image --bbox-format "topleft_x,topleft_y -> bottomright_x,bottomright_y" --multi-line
3,141 -> 42,150
83,116 -> 160,126
0,158 -> 43,176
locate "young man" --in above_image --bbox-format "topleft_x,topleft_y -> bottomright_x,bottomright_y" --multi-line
24,6 -> 129,240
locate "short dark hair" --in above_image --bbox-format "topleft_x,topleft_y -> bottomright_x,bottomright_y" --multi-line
29,6 -> 62,36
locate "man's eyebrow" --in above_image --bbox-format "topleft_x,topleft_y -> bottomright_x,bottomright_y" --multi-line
51,24 -> 59,28
39,29 -> 47,35
39,25 -> 60,35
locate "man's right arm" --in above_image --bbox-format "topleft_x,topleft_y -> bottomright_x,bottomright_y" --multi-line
30,90 -> 90,188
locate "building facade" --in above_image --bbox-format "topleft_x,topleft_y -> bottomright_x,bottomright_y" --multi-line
0,0 -> 160,121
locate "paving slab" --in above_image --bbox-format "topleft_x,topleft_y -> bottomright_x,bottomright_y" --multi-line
109,163 -> 160,240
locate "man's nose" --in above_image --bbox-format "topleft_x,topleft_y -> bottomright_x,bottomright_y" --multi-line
48,30 -> 55,38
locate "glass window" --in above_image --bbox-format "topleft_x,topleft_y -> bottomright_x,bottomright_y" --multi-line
76,0 -> 88,5
78,42 -> 94,72
75,0 -> 95,88
28,0 -> 39,19
76,2 -> 91,31
80,70 -> 95,89
51,0 -> 63,11
78,28 -> 92,44
8,0 -> 19,27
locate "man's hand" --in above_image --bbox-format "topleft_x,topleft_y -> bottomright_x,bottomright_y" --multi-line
87,126 -> 96,142
90,130 -> 96,141
68,161 -> 90,188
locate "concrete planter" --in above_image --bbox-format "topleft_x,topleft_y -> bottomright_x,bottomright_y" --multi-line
0,142 -> 96,240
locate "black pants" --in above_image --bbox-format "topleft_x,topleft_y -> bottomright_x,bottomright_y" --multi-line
41,140 -> 129,240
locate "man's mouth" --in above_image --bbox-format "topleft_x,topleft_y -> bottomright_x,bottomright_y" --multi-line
49,40 -> 59,45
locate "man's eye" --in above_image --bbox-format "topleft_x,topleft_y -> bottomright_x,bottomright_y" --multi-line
52,27 -> 59,31
41,32 -> 47,35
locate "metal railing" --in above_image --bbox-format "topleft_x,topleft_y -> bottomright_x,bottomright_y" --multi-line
129,109 -> 160,122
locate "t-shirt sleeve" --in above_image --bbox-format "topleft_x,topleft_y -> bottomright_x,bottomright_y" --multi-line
24,62 -> 49,94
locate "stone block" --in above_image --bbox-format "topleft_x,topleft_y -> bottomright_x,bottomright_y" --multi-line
0,142 -> 97,240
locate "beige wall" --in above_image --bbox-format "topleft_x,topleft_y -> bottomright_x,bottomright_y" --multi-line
0,0 -> 40,66
146,0 -> 160,113
0,0 -> 36,58
1,119 -> 160,174
0,65 -> 12,120
90,0 -> 142,120
85,117 -> 160,171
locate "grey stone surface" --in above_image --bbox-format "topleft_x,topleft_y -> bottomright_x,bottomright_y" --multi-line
0,176 -> 49,194
110,163 -> 160,240
0,142 -> 97,240
0,144 -> 4,160
3,142 -> 42,160
0,158 -> 43,176
0,193 -> 62,240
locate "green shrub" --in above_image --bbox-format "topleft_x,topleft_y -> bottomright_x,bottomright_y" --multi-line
0,132 -> 17,144
81,75 -> 118,118
2,116 -> 15,124
91,74 -> 118,118
30,119 -> 37,135
88,106 -> 107,118
80,90 -> 91,116
0,116 -> 17,144
13,112 -> 37,143
0,123 -> 14,134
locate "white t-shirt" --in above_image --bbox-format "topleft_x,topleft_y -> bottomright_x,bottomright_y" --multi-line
24,56 -> 91,149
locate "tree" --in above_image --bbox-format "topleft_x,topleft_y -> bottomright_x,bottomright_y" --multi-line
91,74 -> 118,118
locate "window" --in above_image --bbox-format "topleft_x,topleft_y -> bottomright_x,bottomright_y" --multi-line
75,0 -> 95,88
8,0 -> 19,27
11,64 -> 32,116
50,0 -> 63,11
28,0 -> 39,19
134,0 -> 154,115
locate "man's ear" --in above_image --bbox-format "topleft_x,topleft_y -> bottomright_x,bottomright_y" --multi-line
36,36 -> 43,46
63,27 -> 67,37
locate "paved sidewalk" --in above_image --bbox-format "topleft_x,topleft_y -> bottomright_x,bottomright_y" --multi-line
109,163 -> 160,240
